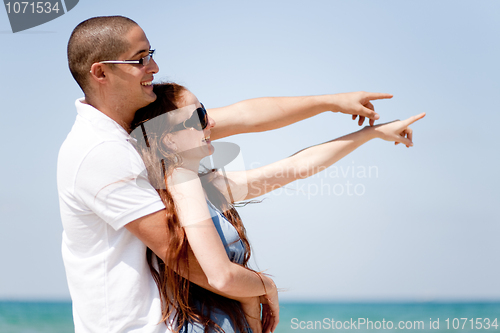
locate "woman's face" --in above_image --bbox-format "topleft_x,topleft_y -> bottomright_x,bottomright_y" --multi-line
163,90 -> 215,162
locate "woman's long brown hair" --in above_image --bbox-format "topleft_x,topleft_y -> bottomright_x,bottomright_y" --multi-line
131,83 -> 253,333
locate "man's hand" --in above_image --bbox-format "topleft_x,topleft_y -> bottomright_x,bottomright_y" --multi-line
260,301 -> 274,333
259,278 -> 279,333
332,91 -> 393,126
240,297 -> 262,333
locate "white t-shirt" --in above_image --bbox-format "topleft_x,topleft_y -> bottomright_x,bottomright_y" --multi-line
57,99 -> 169,333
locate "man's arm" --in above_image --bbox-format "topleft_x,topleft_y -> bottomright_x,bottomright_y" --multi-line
124,210 -> 274,297
209,91 -> 393,140
125,209 -> 279,333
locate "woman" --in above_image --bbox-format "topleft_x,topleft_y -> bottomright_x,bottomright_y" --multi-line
131,83 -> 275,333
130,83 -> 425,333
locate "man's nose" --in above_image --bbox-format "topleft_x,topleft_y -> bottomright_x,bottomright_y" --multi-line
147,58 -> 159,74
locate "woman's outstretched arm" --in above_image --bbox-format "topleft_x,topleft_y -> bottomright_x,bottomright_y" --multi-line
216,113 -> 426,201
208,91 -> 393,140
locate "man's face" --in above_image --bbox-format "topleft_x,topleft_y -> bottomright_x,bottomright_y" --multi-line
106,25 -> 159,113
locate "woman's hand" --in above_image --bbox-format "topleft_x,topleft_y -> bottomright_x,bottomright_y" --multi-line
368,112 -> 426,147
240,297 -> 262,333
260,276 -> 279,333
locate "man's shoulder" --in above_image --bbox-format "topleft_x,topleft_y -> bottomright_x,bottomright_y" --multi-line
57,114 -> 141,188
59,123 -> 126,170
62,98 -> 131,149
61,124 -> 125,152
59,103 -> 136,156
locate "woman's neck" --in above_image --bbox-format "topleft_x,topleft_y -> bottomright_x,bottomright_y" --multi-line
177,158 -> 201,173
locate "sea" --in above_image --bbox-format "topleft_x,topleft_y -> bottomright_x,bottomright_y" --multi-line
0,301 -> 498,333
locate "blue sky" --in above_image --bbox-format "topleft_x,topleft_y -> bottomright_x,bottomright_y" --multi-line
0,0 -> 499,301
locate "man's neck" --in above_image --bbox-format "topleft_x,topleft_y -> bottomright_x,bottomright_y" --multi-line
84,95 -> 134,133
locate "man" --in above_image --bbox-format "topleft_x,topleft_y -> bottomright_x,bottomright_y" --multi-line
58,15 -> 392,332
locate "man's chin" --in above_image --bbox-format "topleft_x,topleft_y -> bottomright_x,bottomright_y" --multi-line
145,89 -> 156,101
138,94 -> 156,109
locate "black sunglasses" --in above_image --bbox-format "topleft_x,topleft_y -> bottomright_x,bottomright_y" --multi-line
99,49 -> 155,66
170,103 -> 208,132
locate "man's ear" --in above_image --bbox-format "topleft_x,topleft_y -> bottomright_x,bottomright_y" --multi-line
89,63 -> 107,83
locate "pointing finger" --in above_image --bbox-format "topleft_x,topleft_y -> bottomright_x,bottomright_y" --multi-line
403,112 -> 426,127
363,92 -> 393,101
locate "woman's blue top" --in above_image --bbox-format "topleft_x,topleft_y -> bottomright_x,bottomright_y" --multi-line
207,200 -> 246,265
178,200 -> 251,333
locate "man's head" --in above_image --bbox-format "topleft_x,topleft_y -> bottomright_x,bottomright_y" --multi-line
68,16 -> 159,124
68,16 -> 138,94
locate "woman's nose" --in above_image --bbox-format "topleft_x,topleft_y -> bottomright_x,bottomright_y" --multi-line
207,115 -> 216,129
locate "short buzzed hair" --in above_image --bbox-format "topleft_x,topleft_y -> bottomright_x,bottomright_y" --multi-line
67,16 -> 138,94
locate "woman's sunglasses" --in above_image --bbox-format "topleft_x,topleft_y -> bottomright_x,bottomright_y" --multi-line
170,103 -> 208,132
